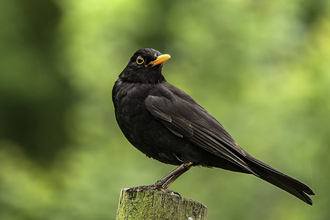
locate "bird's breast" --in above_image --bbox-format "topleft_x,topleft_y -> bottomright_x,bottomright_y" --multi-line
112,81 -> 189,164
113,82 -> 158,145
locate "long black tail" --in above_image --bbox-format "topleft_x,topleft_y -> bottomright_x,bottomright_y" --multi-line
245,154 -> 315,205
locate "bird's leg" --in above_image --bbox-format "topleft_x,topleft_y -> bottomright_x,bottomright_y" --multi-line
128,162 -> 193,195
161,162 -> 192,190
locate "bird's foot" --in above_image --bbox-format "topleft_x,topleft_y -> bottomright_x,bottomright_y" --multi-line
127,184 -> 180,196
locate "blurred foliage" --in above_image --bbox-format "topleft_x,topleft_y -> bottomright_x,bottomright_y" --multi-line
0,0 -> 329,219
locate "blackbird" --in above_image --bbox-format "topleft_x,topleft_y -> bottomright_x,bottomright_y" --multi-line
112,48 -> 314,205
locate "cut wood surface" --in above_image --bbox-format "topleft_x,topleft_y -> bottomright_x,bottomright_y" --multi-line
116,188 -> 208,220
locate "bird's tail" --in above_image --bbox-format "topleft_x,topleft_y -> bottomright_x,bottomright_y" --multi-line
245,154 -> 315,205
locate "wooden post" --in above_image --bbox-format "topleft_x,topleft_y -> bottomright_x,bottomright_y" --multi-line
116,188 -> 208,220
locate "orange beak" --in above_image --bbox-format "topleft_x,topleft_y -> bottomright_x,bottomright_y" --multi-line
149,54 -> 171,67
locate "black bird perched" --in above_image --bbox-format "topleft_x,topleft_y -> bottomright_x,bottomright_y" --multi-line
112,48 -> 315,205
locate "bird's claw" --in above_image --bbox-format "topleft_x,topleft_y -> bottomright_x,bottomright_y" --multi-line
127,184 -> 180,196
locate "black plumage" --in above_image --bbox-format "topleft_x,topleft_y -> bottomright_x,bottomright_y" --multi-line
112,48 -> 314,205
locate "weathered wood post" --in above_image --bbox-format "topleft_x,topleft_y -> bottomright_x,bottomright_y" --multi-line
116,188 -> 208,220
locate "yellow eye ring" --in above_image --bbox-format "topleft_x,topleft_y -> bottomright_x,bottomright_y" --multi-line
136,56 -> 144,65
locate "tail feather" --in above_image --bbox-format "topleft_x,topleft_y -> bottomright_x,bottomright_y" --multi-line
245,154 -> 314,205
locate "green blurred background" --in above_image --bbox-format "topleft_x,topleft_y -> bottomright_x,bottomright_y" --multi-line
0,0 -> 329,219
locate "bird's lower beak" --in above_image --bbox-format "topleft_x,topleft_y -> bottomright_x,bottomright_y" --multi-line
149,54 -> 171,67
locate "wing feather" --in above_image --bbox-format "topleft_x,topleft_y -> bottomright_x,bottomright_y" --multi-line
145,95 -> 256,174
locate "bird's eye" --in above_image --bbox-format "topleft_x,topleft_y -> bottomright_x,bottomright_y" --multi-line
136,56 -> 144,65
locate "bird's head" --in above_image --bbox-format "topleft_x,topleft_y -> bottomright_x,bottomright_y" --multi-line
119,48 -> 171,84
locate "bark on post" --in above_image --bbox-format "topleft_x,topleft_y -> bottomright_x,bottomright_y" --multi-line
116,188 -> 208,220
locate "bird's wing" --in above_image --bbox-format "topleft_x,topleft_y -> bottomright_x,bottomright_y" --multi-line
145,94 -> 256,174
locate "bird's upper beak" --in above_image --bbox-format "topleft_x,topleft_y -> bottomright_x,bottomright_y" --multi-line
149,54 -> 171,67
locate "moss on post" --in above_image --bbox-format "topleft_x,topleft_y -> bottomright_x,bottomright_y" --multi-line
116,188 -> 208,220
